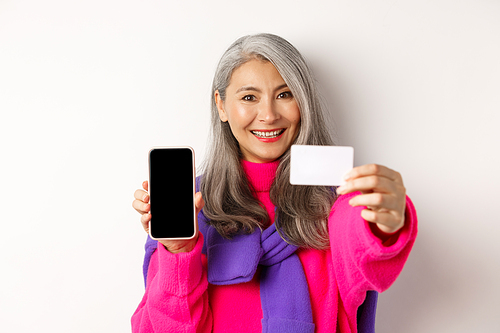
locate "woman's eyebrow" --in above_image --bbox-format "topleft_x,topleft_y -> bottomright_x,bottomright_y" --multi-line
235,86 -> 261,93
235,84 -> 289,94
274,84 -> 289,91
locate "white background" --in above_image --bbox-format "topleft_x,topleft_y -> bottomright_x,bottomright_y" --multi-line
1,0 -> 499,332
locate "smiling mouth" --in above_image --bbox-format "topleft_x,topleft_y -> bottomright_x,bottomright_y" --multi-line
251,129 -> 285,138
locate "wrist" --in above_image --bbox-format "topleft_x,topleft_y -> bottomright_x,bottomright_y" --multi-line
375,223 -> 402,235
159,235 -> 199,254
370,222 -> 401,246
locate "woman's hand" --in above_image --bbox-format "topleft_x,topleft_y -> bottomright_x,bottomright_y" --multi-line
336,164 -> 406,234
132,181 -> 205,253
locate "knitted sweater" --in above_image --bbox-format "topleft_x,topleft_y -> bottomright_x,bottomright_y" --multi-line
132,160 -> 418,332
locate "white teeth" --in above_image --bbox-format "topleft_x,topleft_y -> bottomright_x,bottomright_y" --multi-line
251,130 -> 284,138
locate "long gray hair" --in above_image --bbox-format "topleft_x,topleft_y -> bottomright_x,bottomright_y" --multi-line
200,33 -> 336,249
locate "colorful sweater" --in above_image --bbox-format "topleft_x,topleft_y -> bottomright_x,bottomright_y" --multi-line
132,160 -> 418,332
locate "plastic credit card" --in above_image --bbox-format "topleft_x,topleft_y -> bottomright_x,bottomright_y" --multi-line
290,145 -> 354,186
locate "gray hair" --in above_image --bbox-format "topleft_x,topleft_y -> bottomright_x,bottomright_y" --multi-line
200,33 -> 336,249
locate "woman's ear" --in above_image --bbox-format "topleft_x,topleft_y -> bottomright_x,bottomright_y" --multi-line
215,90 -> 228,122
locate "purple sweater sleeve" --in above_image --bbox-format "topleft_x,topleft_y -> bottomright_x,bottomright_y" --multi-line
131,234 -> 212,333
329,192 -> 418,325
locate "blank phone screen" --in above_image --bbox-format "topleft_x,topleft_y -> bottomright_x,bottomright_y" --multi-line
149,148 -> 195,239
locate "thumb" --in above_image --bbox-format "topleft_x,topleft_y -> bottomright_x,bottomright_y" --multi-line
195,192 -> 205,214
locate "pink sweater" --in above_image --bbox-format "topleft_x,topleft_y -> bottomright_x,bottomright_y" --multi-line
132,160 -> 418,332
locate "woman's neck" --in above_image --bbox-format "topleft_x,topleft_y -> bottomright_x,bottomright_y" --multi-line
241,159 -> 279,193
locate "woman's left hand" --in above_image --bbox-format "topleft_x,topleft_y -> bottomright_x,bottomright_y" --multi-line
336,164 -> 406,234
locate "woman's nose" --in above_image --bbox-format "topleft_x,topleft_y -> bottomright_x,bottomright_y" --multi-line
257,100 -> 280,123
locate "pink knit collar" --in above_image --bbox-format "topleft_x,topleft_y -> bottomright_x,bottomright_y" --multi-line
241,159 -> 279,193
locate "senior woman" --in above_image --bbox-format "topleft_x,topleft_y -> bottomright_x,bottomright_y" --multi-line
132,33 -> 417,333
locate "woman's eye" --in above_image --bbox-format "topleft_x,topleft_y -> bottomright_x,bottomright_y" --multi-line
278,91 -> 292,99
242,95 -> 256,101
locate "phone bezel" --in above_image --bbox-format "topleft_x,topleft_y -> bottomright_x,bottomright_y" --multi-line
148,146 -> 197,241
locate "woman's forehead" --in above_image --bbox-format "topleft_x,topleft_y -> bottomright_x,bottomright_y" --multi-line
227,59 -> 287,91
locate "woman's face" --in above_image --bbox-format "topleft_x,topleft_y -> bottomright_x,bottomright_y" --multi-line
215,59 -> 301,163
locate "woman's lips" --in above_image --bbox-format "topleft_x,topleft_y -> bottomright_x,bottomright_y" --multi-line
251,129 -> 286,142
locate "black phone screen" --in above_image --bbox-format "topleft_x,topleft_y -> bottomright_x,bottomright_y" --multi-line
149,147 -> 195,239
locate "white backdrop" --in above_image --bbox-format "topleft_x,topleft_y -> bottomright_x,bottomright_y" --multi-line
1,0 -> 499,332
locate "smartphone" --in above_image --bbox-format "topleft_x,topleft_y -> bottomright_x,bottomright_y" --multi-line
148,147 -> 196,240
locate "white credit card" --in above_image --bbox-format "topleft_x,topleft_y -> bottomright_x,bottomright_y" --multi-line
290,145 -> 354,186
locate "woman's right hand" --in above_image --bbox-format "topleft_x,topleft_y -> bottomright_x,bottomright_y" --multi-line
132,181 -> 205,253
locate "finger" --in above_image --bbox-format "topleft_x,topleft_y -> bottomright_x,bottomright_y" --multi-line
337,175 -> 397,195
344,164 -> 403,183
143,181 -> 148,191
132,199 -> 150,214
195,192 -> 205,214
134,189 -> 149,203
348,193 -> 400,211
141,212 -> 151,233
361,209 -> 404,233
